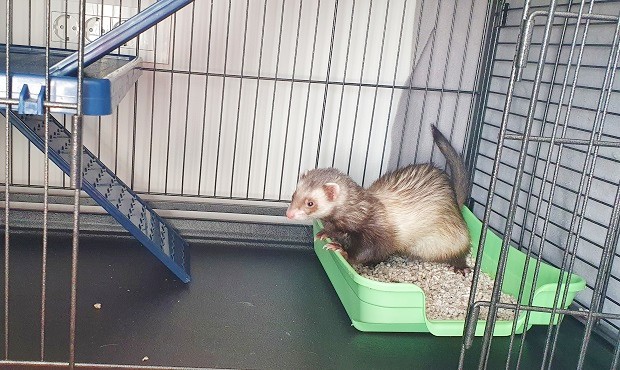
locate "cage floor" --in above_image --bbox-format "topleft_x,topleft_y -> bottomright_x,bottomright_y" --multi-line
0,232 -> 614,369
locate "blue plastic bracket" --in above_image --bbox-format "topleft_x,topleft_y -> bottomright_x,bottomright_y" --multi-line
17,85 -> 28,114
17,85 -> 46,115
50,0 -> 193,76
37,86 -> 46,114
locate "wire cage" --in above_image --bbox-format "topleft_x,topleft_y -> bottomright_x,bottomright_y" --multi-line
465,0 -> 620,368
0,0 -> 619,369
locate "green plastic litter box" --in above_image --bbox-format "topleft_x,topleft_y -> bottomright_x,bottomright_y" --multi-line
313,207 -> 586,336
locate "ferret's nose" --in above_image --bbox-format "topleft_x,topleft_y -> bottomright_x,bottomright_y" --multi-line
286,209 -> 294,219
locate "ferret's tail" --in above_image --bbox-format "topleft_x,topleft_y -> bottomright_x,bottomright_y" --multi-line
431,125 -> 470,207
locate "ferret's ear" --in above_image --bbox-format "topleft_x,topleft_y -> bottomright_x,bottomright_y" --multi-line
323,183 -> 340,201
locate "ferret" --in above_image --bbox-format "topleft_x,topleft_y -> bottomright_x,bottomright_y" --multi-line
286,125 -> 472,273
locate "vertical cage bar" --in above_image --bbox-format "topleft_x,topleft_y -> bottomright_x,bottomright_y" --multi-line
452,4 -> 506,366
68,0 -> 87,366
180,1 -> 196,195
40,0 -> 53,360
460,3 -> 529,368
62,0 -> 68,188
114,112 -> 119,173
396,0 -> 425,168
164,13 -> 178,194
463,0 -> 506,187
330,0 -> 355,168
412,0 -> 442,162
361,0 -> 389,186
68,115 -> 83,369
461,12 -> 499,363
378,0 -> 408,175
314,0 -> 340,168
262,0 -> 287,199
583,46 -> 620,326
147,18 -> 159,194
96,119 -> 101,159
230,0 -> 251,197
113,0 -> 124,174
95,1 -> 103,160
542,16 -> 620,370
27,0 -> 31,45
346,0 -> 372,175
545,15 -> 610,370
215,0 -> 233,197
430,0 -> 459,159
574,18 -> 620,369
451,0 -> 481,161
93,0 -> 100,158
512,6 -> 594,370
295,0 -> 321,180
246,0 -> 269,197
579,184 -> 620,368
230,0 -> 250,198
599,188 -> 620,315
479,2 -> 558,366
278,0 -> 304,199
197,0 -> 215,196
26,0 -> 32,186
130,0 -> 142,190
64,0 -> 69,49
3,0 -> 12,361
506,2 -> 588,368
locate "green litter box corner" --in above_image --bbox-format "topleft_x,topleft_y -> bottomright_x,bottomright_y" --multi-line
313,207 -> 587,336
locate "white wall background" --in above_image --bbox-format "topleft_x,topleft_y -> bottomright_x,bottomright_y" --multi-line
0,0 -> 488,202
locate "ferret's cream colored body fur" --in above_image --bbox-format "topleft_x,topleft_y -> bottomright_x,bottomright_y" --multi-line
368,164 -> 470,264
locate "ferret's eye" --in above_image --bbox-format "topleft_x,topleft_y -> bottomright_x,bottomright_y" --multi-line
306,201 -> 314,207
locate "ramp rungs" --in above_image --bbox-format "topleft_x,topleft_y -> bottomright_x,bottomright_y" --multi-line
3,110 -> 191,283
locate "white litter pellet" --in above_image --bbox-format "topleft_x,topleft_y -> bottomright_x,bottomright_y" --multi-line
93,303 -> 102,309
353,255 -> 518,321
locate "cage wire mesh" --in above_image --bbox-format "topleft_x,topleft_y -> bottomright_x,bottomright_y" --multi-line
463,0 -> 620,369
1,0 -> 488,200
0,0 -> 619,368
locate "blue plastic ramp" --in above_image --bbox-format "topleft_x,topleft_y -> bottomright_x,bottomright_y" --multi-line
2,110 -> 191,283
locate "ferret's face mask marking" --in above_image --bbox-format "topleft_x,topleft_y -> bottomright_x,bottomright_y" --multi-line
286,192 -> 318,220
286,182 -> 341,220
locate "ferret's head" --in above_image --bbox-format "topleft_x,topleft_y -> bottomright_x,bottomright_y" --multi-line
286,168 -> 346,220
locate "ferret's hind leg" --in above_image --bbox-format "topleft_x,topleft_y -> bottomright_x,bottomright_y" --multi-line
347,235 -> 390,266
448,254 -> 471,276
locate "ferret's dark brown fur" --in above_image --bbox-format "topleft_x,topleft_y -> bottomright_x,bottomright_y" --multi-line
286,125 -> 471,271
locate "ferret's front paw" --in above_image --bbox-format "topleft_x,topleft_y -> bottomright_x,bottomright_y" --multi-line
324,242 -> 348,259
323,241 -> 342,251
315,230 -> 330,241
